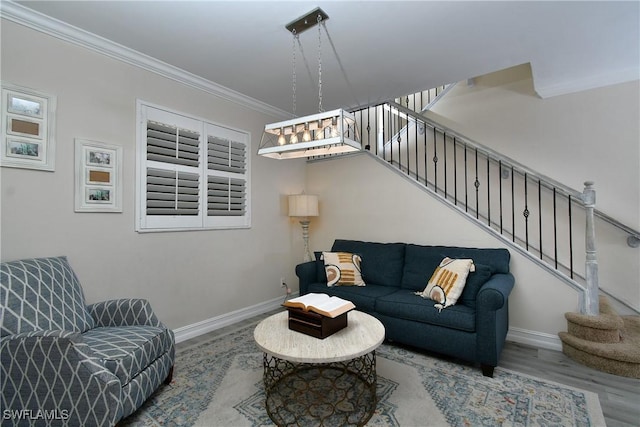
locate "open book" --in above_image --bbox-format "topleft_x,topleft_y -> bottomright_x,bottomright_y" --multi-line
283,293 -> 355,318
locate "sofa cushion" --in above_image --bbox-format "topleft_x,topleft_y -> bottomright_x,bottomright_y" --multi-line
82,325 -> 173,385
376,290 -> 476,332
458,264 -> 493,305
331,240 -> 405,287
1,256 -> 95,336
419,258 -> 475,309
306,282 -> 397,313
401,244 -> 510,290
322,252 -> 365,286
314,252 -> 328,282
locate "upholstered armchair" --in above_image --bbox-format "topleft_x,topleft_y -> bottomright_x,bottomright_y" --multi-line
0,256 -> 175,426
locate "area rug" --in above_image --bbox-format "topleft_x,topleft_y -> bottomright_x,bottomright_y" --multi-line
122,320 -> 605,427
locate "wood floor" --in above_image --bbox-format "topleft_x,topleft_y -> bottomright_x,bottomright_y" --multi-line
176,310 -> 640,427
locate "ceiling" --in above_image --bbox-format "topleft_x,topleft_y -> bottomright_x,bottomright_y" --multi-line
10,1 -> 640,117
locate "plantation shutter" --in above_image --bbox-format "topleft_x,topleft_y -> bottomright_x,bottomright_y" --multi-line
146,121 -> 201,217
207,136 -> 247,217
136,102 -> 250,232
146,168 -> 200,216
204,125 -> 250,228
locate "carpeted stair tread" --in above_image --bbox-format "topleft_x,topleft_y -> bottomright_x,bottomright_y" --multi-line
560,315 -> 640,379
560,296 -> 640,378
559,331 -> 640,364
564,296 -> 624,331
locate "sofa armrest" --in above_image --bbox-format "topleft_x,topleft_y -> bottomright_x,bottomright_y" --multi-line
475,273 -> 515,370
295,261 -> 319,295
88,298 -> 162,327
1,330 -> 122,426
476,273 -> 515,311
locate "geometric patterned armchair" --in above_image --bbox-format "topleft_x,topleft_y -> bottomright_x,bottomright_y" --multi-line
1,256 -> 175,426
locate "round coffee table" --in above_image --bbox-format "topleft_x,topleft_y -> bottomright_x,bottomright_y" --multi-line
254,310 -> 385,427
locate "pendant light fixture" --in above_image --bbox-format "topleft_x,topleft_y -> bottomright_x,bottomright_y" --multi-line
258,7 -> 361,159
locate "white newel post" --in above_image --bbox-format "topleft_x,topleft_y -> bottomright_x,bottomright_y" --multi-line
582,181 -> 599,315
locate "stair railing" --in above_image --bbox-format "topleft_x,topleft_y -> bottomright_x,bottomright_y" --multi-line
344,99 -> 639,315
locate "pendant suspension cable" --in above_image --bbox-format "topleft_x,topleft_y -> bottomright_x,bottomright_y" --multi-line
317,13 -> 323,113
292,30 -> 298,117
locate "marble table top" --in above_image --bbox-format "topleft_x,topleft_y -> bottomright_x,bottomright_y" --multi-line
254,310 -> 385,364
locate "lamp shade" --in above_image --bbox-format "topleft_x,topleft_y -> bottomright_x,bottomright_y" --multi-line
288,194 -> 319,217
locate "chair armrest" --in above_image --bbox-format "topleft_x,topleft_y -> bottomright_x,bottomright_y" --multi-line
295,261 -> 318,295
476,273 -> 515,311
1,330 -> 122,426
87,298 -> 162,327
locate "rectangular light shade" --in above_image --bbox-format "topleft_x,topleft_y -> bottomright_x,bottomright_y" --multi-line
259,109 -> 361,159
288,194 -> 319,217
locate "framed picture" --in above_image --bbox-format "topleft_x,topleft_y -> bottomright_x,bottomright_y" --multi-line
75,139 -> 122,212
1,82 -> 56,171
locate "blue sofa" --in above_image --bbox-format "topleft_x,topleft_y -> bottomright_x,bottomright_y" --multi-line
0,256 -> 175,426
296,239 -> 515,377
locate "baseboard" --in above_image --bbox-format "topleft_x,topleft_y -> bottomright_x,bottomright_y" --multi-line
175,301 -> 563,351
173,294 -> 296,343
507,327 -> 563,352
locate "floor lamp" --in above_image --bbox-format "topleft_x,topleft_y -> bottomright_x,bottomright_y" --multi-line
289,194 -> 319,262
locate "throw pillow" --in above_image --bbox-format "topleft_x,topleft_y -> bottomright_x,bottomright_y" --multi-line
417,257 -> 475,310
458,263 -> 493,305
322,252 -> 365,287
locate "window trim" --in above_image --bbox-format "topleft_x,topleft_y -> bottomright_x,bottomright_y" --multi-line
135,100 -> 251,232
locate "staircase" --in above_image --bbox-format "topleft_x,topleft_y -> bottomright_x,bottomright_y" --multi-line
559,296 -> 640,378
331,83 -> 640,377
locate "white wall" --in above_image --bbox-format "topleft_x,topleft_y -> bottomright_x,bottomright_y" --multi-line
0,20 -> 306,329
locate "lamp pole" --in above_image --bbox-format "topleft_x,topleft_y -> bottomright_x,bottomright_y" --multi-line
299,218 -> 312,262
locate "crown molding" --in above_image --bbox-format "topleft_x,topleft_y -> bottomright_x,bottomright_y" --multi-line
0,1 -> 291,119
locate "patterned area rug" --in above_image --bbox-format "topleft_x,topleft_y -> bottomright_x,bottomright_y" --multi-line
122,319 -> 605,427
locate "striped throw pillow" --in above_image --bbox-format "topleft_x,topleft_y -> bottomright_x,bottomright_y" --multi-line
419,257 -> 475,310
322,252 -> 365,287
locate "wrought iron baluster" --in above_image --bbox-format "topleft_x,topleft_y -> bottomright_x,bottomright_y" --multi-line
474,148 -> 480,219
464,144 -> 469,212
412,96 -> 417,179
453,137 -> 458,206
374,105 -> 379,156
406,117 -> 410,176
499,160 -> 503,234
358,110 -> 363,151
414,117 -> 419,181
486,155 -> 490,226
553,187 -> 558,269
386,105 -> 391,162
396,106 -> 401,171
524,173 -> 530,250
424,123 -> 428,186
511,166 -> 515,242
443,132 -> 448,200
538,180 -> 543,259
433,127 -> 438,193
568,194 -> 574,279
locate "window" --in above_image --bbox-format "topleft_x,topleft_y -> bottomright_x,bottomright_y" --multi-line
136,101 -> 250,232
